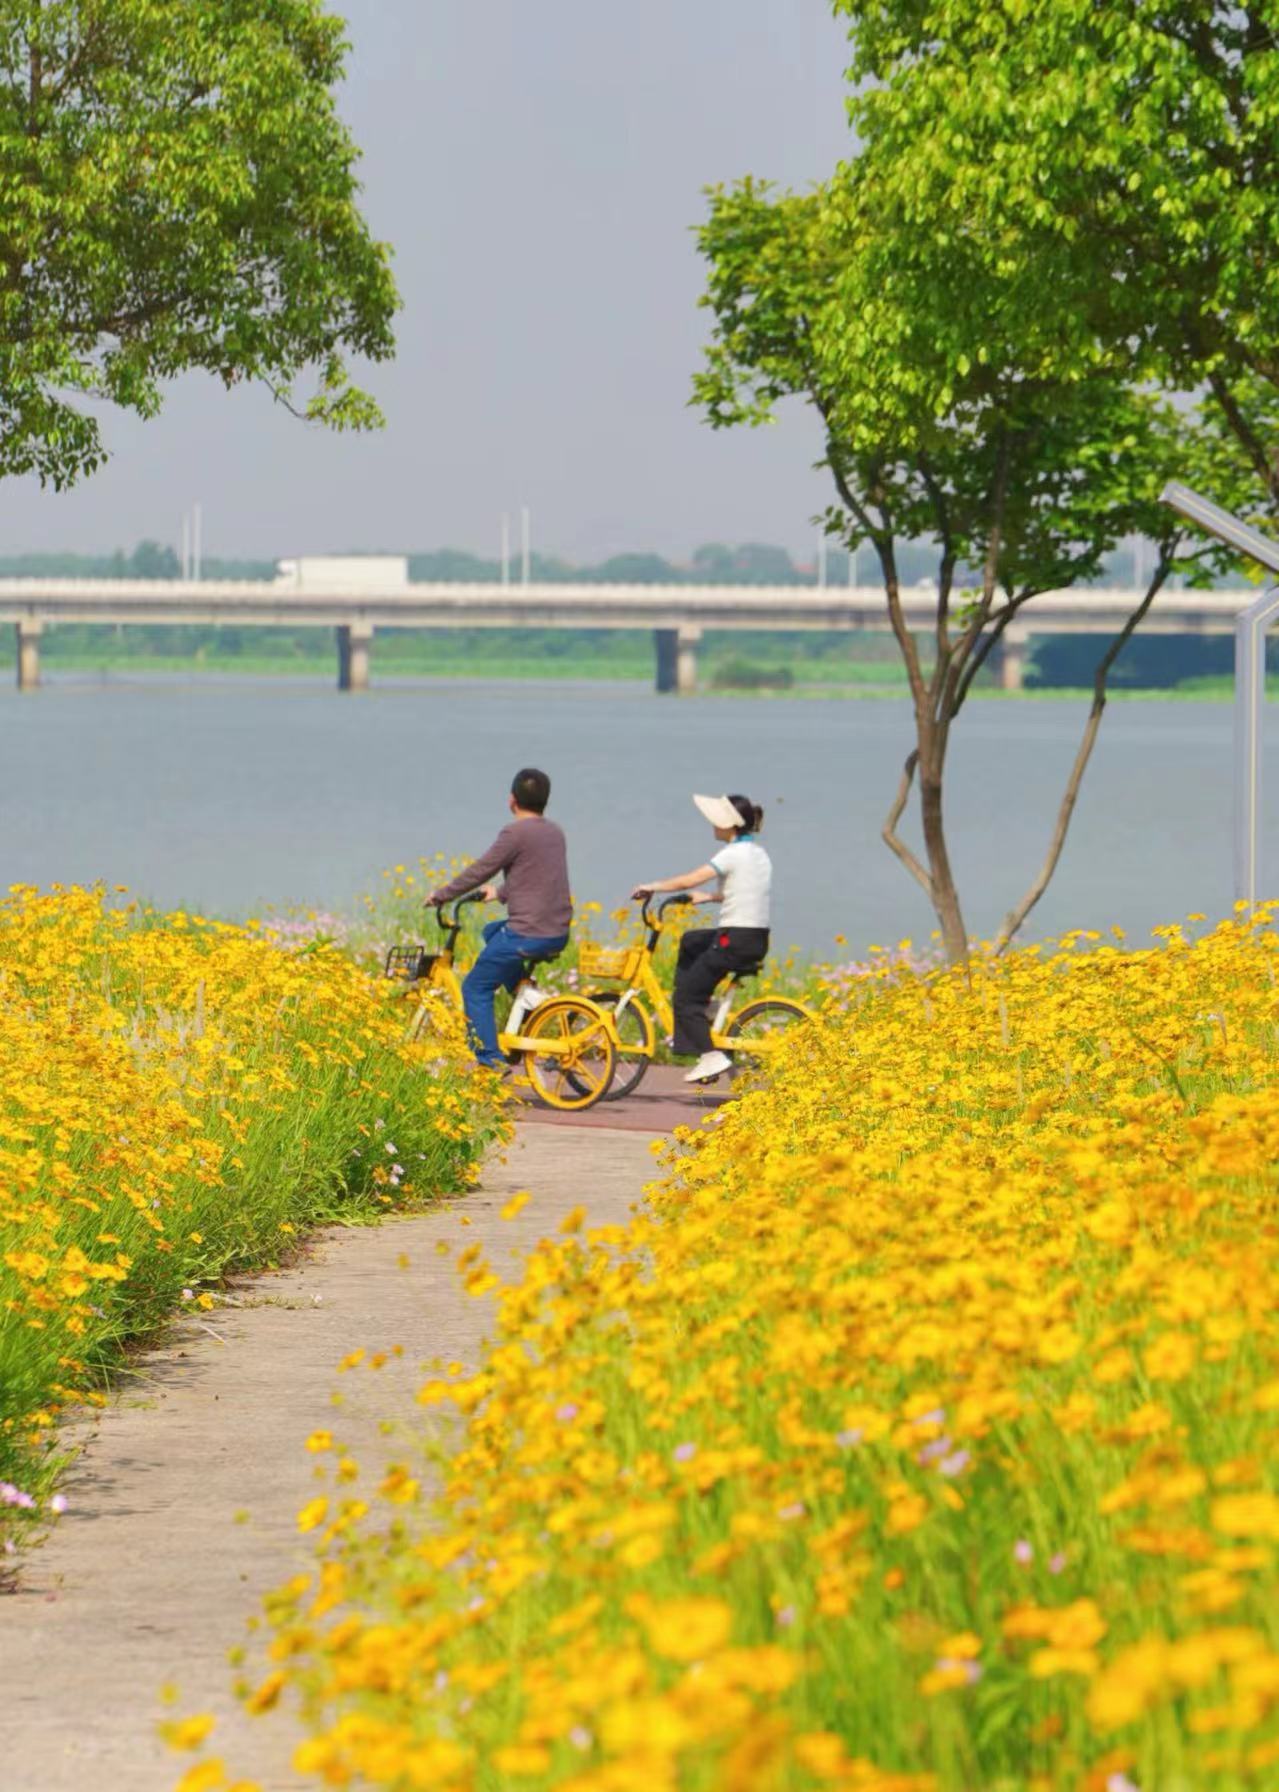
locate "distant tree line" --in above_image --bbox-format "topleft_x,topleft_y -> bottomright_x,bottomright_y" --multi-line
0,539 -> 1259,688
0,536 -> 1228,590
406,541 -> 885,584
0,541 -> 277,581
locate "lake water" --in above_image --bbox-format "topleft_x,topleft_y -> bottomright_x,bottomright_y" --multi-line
0,674 -> 1273,957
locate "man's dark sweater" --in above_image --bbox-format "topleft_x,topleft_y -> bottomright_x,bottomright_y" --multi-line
433,816 -> 572,938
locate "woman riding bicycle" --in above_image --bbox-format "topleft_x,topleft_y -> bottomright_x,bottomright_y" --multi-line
632,792 -> 770,1084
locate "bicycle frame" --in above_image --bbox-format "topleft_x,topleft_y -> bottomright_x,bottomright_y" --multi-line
601,897 -> 805,1055
413,895 -> 609,1061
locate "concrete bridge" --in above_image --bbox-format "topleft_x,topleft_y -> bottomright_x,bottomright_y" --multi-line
0,555 -> 1257,692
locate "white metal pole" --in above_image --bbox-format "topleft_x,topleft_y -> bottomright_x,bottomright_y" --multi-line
521,506 -> 530,587
1236,606 -> 1263,907
1161,483 -> 1279,911
181,513 -> 190,582
192,502 -> 202,581
1234,587 -> 1279,906
501,514 -> 510,588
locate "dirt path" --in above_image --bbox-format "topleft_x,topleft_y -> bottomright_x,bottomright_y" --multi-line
0,1126 -> 655,1792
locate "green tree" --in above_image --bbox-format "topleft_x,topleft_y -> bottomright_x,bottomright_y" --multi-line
0,0 -> 397,489
691,542 -> 735,580
694,175 -> 1253,963
592,553 -> 677,584
130,540 -> 180,580
731,542 -> 801,584
830,0 -> 1279,510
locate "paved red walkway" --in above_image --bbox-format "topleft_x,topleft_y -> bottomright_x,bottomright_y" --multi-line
515,1063 -> 732,1132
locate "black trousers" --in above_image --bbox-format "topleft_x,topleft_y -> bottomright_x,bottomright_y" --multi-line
672,926 -> 770,1056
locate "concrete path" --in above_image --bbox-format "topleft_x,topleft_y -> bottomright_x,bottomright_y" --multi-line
516,1062 -> 731,1134
0,1126 -> 655,1792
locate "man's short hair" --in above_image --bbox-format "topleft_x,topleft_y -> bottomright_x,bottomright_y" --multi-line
511,767 -> 551,813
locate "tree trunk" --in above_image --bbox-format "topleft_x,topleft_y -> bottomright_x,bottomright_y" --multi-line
992,554 -> 1172,953
917,738 -> 969,969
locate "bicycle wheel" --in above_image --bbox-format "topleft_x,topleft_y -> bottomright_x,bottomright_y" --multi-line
407,986 -> 452,1044
568,993 -> 655,1101
520,998 -> 617,1110
406,970 -> 466,1055
723,998 -> 812,1073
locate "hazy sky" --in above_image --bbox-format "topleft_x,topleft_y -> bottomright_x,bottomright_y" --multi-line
8,1 -> 854,566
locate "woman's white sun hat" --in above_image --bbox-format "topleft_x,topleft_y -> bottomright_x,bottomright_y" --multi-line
693,793 -> 747,830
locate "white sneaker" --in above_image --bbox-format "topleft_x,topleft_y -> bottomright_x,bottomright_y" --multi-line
684,1050 -> 732,1084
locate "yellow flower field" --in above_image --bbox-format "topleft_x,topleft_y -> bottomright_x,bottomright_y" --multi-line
0,884 -> 502,1533
225,910 -> 1279,1791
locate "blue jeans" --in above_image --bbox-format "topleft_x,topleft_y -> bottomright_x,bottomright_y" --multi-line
463,920 -> 569,1067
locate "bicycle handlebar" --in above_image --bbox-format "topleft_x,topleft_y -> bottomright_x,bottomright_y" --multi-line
638,891 -> 693,930
431,890 -> 487,934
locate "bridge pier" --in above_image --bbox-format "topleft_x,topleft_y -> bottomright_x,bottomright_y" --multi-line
336,622 -> 374,692
655,625 -> 700,694
15,619 -> 41,692
1000,628 -> 1030,692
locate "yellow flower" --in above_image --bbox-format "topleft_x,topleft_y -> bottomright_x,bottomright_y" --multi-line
243,1671 -> 287,1715
492,1743 -> 552,1775
173,1764 -> 227,1792
296,1498 -> 328,1534
161,1713 -> 217,1752
1211,1493 -> 1279,1541
1088,1640 -> 1170,1730
631,1595 -> 733,1662
1143,1331 -> 1197,1382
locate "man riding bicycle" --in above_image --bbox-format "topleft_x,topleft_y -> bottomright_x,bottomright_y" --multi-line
427,768 -> 572,1071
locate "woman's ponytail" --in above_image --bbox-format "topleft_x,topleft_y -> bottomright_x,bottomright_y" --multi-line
729,794 -> 763,835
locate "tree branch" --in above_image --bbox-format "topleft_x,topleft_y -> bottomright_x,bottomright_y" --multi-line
992,545 -> 1176,953
47,20 -> 113,106
828,453 -> 929,710
951,585 -> 1045,713
881,748 -> 933,898
26,33 -> 43,137
934,432 -> 1012,725
1207,367 -> 1278,501
917,449 -> 955,657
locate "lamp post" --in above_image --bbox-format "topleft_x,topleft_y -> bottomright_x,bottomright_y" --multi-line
1161,481 -> 1279,906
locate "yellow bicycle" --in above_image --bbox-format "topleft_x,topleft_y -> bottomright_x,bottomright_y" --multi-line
385,894 -> 616,1111
573,894 -> 814,1100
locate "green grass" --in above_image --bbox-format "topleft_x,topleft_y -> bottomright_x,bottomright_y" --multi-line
3,644 -> 1266,700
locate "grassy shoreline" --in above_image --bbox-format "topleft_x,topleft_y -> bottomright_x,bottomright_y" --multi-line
0,652 -> 1261,701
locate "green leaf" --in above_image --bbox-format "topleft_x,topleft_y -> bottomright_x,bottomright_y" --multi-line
0,0 -> 399,487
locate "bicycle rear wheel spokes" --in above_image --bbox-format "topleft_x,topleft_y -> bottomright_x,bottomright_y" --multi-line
407,984 -> 454,1045
723,998 -> 811,1077
568,994 -> 654,1101
520,999 -> 617,1110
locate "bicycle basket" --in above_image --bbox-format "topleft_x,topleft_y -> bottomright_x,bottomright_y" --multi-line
577,941 -> 643,983
384,944 -> 440,982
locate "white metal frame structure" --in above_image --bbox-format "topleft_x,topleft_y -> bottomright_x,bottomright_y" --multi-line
1161,481 -> 1279,906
